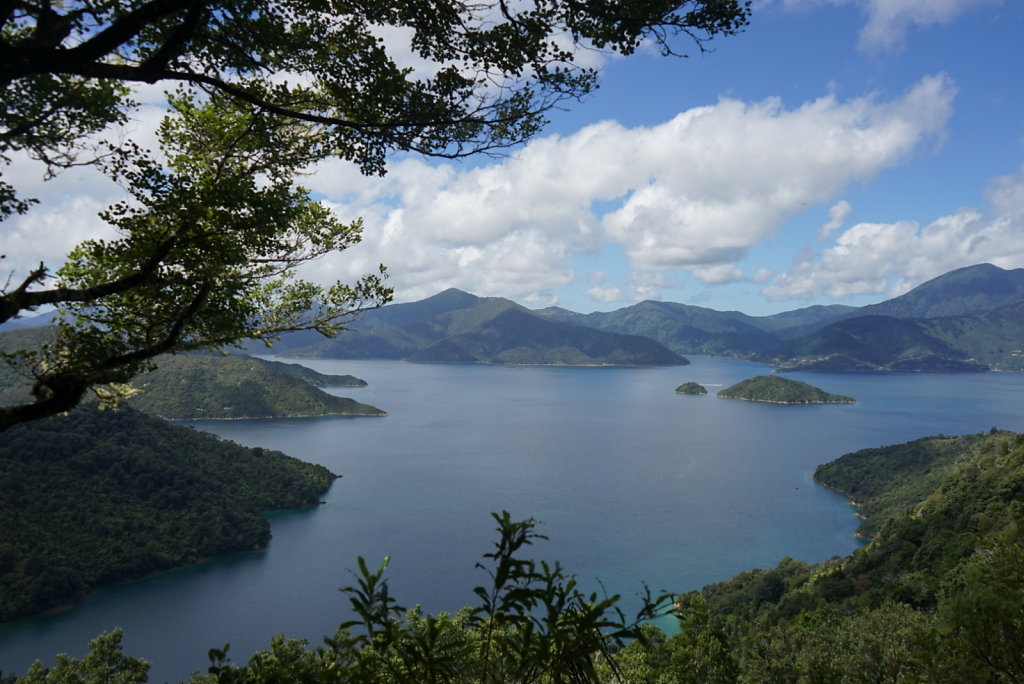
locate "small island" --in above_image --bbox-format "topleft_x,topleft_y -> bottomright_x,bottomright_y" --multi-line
717,375 -> 855,404
675,382 -> 708,395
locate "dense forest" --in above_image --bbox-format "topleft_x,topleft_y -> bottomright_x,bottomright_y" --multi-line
6,430 -> 1022,682
717,376 -> 855,404
0,408 -> 335,623
125,354 -> 383,419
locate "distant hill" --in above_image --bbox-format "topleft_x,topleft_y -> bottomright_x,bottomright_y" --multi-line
544,300 -> 781,357
0,406 -> 335,621
855,263 -> 1024,319
532,263 -> 1024,371
126,354 -> 384,419
764,315 -> 992,372
233,357 -> 366,387
717,375 -> 854,404
7,264 -> 1023,379
272,289 -> 687,367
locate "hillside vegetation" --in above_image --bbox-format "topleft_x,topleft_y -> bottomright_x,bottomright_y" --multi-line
717,376 -> 854,404
126,354 -> 384,419
675,382 -> 708,395
0,407 -> 335,622
261,289 -> 688,366
534,264 -> 1024,371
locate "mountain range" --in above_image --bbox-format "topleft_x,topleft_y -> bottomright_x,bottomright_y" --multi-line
258,289 -> 688,366
261,263 -> 1024,372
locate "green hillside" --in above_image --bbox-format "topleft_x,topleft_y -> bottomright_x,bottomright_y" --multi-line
814,432 -> 995,537
612,429 -> 1024,683
0,407 -> 335,622
280,291 -> 687,366
256,358 -> 367,386
856,262 -> 1024,319
408,307 -> 687,366
717,375 -> 854,404
126,354 -> 384,419
675,381 -> 708,395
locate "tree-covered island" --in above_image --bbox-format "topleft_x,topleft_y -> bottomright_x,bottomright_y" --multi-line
675,382 -> 708,395
717,375 -> 855,404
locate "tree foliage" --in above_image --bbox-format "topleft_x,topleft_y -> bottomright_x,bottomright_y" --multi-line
0,0 -> 750,429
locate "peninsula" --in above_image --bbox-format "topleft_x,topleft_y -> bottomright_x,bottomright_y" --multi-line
717,375 -> 855,404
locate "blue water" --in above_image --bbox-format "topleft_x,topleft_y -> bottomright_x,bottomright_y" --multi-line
3,357 -> 1023,682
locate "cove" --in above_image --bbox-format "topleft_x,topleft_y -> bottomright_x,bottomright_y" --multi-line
2,357 -> 1024,682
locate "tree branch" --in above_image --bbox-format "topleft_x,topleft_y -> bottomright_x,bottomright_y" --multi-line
64,0 -> 201,66
0,233 -> 178,324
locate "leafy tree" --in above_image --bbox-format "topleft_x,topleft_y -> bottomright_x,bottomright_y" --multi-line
203,511 -> 672,683
13,629 -> 149,684
0,0 -> 750,430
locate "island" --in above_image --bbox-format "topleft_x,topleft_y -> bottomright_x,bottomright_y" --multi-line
675,382 -> 708,395
717,375 -> 855,404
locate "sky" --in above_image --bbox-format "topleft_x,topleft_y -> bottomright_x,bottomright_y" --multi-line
5,0 -> 1024,316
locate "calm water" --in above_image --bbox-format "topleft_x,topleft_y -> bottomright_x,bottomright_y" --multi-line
3,357 -> 1024,681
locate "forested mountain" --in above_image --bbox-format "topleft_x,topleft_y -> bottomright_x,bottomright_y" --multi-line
535,300 -> 859,357
264,289 -> 688,366
125,354 -> 384,419
533,264 -> 1024,371
762,315 -> 993,372
537,300 -> 783,357
406,307 -> 685,365
854,262 -> 1024,319
0,407 -> 335,622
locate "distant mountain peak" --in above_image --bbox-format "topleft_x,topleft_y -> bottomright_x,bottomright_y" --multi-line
859,263 -> 1024,320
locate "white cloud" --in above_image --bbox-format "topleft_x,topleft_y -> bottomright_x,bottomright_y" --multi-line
763,165 -> 1024,300
2,73 -> 958,310
783,0 -> 1001,52
296,74 -> 956,303
626,271 -> 672,301
602,74 -> 955,276
690,264 -> 746,284
587,284 -> 623,303
818,200 -> 853,240
857,0 -> 1001,52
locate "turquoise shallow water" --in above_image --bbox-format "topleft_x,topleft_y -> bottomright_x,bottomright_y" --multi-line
3,357 -> 1023,682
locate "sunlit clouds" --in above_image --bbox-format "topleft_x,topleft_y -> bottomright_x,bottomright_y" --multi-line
301,74 -> 959,305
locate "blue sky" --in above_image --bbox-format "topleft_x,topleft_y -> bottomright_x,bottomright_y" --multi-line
6,0 -> 1024,316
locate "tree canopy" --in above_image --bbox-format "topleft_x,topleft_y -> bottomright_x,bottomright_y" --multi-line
0,0 -> 750,429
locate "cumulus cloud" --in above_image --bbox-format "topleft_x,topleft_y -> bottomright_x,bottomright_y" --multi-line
783,0 -> 1001,52
3,74 -> 957,310
587,284 -> 623,303
818,200 -> 853,240
763,165 -> 1024,300
296,73 -> 956,304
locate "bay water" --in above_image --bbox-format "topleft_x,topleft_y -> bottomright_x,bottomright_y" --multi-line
3,356 -> 1024,681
